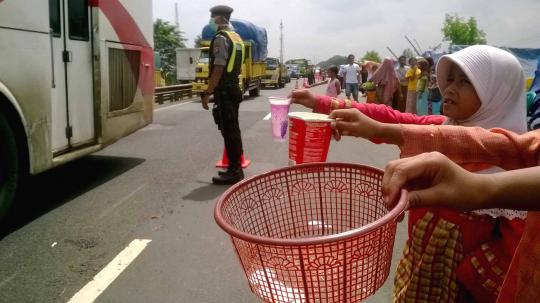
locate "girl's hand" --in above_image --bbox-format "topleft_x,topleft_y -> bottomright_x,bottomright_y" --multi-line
328,109 -> 382,141
289,89 -> 317,109
382,152 -> 484,211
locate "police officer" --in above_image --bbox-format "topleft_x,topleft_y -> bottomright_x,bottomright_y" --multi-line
201,5 -> 245,184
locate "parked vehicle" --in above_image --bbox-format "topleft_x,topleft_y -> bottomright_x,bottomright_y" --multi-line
0,0 -> 154,219
192,19 -> 268,98
262,57 -> 289,88
176,48 -> 201,83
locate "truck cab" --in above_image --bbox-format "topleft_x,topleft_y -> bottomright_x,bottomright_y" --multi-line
262,57 -> 289,88
191,41 -> 265,98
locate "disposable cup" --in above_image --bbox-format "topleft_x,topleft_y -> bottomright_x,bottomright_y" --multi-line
269,97 -> 291,142
288,112 -> 333,165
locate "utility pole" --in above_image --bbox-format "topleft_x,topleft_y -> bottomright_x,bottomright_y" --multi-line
404,35 -> 422,56
386,47 -> 398,59
280,20 -> 284,64
414,39 -> 424,54
174,2 -> 180,32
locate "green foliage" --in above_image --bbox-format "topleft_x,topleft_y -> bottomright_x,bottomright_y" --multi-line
194,34 -> 203,48
361,81 -> 375,91
362,50 -> 382,63
442,13 -> 487,46
154,19 -> 187,85
317,55 -> 348,70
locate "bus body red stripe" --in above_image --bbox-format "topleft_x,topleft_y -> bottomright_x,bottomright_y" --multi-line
96,0 -> 154,95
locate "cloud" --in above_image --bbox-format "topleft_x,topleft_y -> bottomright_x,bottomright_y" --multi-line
153,0 -> 540,63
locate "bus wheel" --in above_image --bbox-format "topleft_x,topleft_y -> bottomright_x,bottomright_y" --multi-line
0,113 -> 19,220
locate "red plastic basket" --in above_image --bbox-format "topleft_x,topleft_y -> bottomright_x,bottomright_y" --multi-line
214,163 -> 407,303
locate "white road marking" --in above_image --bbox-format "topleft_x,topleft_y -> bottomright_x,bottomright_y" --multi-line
67,239 -> 152,303
154,101 -> 194,112
263,113 -> 271,120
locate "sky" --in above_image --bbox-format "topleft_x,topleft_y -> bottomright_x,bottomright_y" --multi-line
152,0 -> 540,64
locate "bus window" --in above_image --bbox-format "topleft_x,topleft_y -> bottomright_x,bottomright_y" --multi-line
49,0 -> 61,37
68,0 -> 89,41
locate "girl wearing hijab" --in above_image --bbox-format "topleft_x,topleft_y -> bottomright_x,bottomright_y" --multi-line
290,45 -> 527,302
371,57 -> 401,108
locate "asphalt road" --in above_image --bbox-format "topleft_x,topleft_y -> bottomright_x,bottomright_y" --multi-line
0,82 -> 406,303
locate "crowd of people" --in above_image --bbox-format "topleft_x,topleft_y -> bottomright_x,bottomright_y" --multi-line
201,7 -> 538,300
312,53 -> 444,116
290,45 -> 537,302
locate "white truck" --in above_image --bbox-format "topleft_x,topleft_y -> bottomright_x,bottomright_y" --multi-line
176,48 -> 201,82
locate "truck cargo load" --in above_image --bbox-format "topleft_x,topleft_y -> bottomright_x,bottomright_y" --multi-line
202,19 -> 268,62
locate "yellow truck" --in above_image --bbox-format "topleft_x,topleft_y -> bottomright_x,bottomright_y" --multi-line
192,42 -> 265,97
191,20 -> 268,98
261,57 -> 289,88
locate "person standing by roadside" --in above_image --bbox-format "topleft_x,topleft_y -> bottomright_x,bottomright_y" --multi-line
343,54 -> 362,101
395,55 -> 410,112
371,57 -> 400,107
201,5 -> 245,184
325,66 -> 341,97
338,64 -> 346,89
405,57 -> 421,113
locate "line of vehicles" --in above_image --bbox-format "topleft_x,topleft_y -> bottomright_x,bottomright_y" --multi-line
0,1 -> 311,221
175,20 -> 317,97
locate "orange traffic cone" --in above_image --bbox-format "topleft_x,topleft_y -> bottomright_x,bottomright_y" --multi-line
216,148 -> 251,168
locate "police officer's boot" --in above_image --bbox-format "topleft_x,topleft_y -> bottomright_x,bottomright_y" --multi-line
212,167 -> 244,185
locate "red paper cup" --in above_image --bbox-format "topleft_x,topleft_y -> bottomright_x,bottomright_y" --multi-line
288,112 -> 333,165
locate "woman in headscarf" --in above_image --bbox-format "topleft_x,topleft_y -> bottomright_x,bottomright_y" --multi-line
290,45 -> 527,302
371,57 -> 401,108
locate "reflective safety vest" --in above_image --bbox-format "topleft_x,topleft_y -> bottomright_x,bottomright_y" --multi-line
209,30 -> 245,86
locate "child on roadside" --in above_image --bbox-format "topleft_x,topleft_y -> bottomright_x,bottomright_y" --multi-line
378,125 -> 540,303
303,66 -> 341,98
290,45 -> 527,303
404,57 -> 421,113
414,59 -> 430,115
325,66 -> 341,97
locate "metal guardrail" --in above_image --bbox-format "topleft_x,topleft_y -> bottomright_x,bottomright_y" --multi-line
154,84 -> 198,104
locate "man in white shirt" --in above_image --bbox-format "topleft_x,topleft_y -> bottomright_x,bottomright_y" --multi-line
343,54 -> 361,101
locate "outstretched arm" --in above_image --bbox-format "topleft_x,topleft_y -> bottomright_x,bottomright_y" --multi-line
382,152 -> 540,212
399,125 -> 540,170
289,90 -> 445,125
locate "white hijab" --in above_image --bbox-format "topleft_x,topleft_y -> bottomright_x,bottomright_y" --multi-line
437,45 -> 527,134
437,45 -> 527,219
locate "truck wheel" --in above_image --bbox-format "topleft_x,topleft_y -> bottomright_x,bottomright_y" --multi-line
279,78 -> 285,88
0,113 -> 19,220
249,81 -> 260,97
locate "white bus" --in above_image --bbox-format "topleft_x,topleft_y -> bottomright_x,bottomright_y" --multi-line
0,0 -> 154,218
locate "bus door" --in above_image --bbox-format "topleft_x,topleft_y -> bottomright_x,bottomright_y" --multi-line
50,0 -> 95,154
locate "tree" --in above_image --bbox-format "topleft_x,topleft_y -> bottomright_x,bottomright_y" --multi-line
401,48 -> 415,60
153,19 -> 187,85
442,13 -> 487,47
194,34 -> 203,48
361,50 -> 382,63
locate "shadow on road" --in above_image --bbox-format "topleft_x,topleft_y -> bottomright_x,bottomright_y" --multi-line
182,182 -> 229,202
0,155 -> 145,238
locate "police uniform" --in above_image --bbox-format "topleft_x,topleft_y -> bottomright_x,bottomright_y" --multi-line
208,5 -> 245,184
